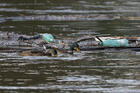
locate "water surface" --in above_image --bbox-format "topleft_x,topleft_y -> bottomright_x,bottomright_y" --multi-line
0,0 -> 140,93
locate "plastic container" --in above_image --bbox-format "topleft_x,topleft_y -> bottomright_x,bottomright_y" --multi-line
100,39 -> 129,47
42,33 -> 54,43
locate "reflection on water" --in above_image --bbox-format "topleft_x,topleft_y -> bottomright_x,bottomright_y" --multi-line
0,0 -> 140,93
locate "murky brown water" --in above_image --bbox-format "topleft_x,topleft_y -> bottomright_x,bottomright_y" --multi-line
0,0 -> 140,93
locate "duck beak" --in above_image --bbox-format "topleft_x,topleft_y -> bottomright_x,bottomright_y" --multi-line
75,47 -> 81,53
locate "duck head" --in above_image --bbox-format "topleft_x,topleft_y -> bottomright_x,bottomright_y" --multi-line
69,42 -> 81,53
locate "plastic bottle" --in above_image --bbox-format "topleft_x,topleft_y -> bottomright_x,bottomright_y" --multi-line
100,39 -> 129,47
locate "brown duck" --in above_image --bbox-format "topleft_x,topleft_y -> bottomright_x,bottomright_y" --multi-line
18,42 -> 80,57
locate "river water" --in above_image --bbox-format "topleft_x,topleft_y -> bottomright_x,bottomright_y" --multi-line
0,0 -> 140,93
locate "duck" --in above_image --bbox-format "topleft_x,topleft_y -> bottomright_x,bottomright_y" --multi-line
68,42 -> 81,54
18,42 -> 80,57
18,45 -> 58,57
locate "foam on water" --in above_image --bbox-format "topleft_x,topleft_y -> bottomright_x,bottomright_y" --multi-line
106,79 -> 140,86
22,56 -> 83,61
57,75 -> 101,82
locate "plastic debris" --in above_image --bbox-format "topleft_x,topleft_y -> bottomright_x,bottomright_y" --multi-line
42,33 -> 55,43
